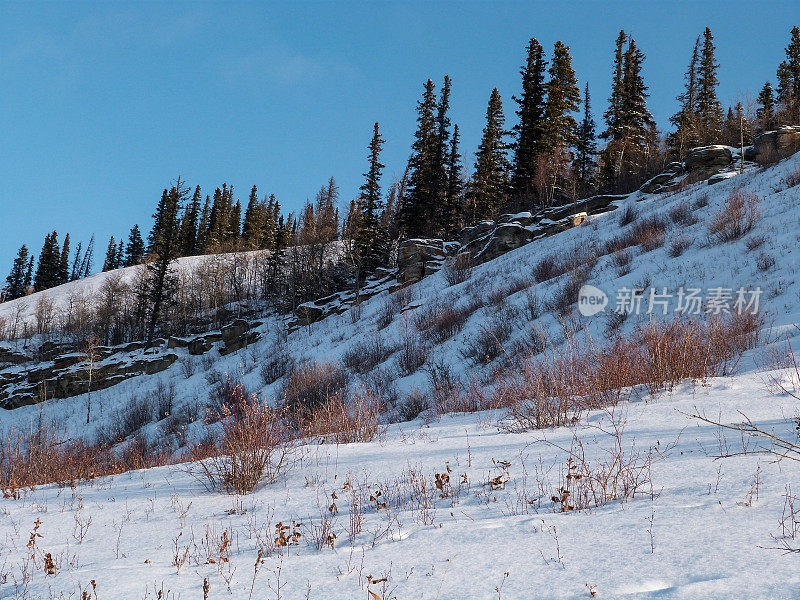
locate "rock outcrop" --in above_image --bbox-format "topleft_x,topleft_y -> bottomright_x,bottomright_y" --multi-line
753,125 -> 800,162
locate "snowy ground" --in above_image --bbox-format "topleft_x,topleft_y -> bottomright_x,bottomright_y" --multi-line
1,371 -> 799,599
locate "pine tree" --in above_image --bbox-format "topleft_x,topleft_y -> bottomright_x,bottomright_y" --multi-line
602,31 -> 628,147
399,79 -> 439,237
205,187 -> 225,251
24,255 -> 33,291
574,83 -> 597,189
70,242 -> 83,281
147,190 -> 170,253
777,26 -> 800,124
262,195 -> 277,250
431,75 -> 452,218
4,245 -> 30,300
59,233 -> 70,285
144,179 -> 187,345
102,237 -> 116,271
757,81 -> 776,131
197,195 -> 211,252
471,88 -> 510,219
179,185 -> 201,256
542,41 -> 581,152
696,27 -> 722,143
669,35 -> 701,158
618,37 -> 655,174
242,185 -> 264,249
115,239 -> 124,269
354,122 -> 386,273
443,123 -> 464,237
125,225 -> 145,267
228,199 -> 242,243
34,232 -> 60,292
80,235 -> 94,279
511,37 -> 547,200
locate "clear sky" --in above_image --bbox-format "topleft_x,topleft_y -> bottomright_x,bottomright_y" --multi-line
1,1 -> 797,272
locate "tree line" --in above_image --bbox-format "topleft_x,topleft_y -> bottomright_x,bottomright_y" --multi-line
4,25 -> 800,304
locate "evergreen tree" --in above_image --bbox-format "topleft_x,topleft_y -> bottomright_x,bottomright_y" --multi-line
777,26 -> 800,124
125,225 -> 145,267
179,185 -> 201,256
399,79 -> 439,237
511,37 -> 547,199
443,123 -> 464,237
147,190 -> 170,253
205,187 -> 225,251
471,88 -> 510,219
696,27 -> 722,143
432,75 -> 452,216
70,242 -> 83,281
602,31 -> 628,147
242,185 -> 265,249
618,37 -> 655,174
669,35 -> 701,158
24,255 -> 33,291
58,233 -> 70,285
228,199 -> 242,243
354,122 -> 386,273
262,194 -> 278,250
80,235 -> 95,279
542,41 -> 581,152
4,245 -> 30,300
115,239 -> 124,269
757,81 -> 776,131
574,83 -> 597,189
144,179 -> 187,345
102,236 -> 117,272
34,231 -> 60,292
197,195 -> 211,252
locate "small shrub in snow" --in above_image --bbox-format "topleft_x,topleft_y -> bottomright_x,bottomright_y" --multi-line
668,201 -> 698,226
667,235 -> 693,258
398,318 -> 429,375
281,361 -> 349,423
547,267 -> 592,315
443,253 -> 474,286
395,390 -> 429,422
342,335 -> 395,374
304,387 -> 384,444
783,164 -> 800,188
756,252 -> 776,271
693,193 -> 709,209
533,254 -> 563,283
417,304 -> 474,344
745,234 -> 766,251
260,348 -> 293,385
708,189 -> 761,243
612,249 -> 633,276
605,216 -> 667,254
618,203 -> 638,226
189,401 -> 290,494
461,311 -> 514,364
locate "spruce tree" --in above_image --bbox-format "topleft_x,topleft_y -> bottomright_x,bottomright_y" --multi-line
34,232 -> 61,292
432,75 -> 452,217
511,37 -> 547,200
70,242 -> 83,281
102,236 -> 117,271
618,37 -> 655,174
471,88 -> 510,219
24,255 -> 34,291
443,123 -> 464,237
147,190 -> 170,253
59,233 -> 70,285
757,81 -> 776,131
179,185 -> 201,256
80,235 -> 94,279
602,31 -> 628,147
399,79 -> 439,237
696,27 -> 722,143
228,199 -> 242,243
125,225 -> 145,266
669,35 -> 701,158
4,245 -> 30,300
574,83 -> 597,189
144,179 -> 187,345
115,239 -> 125,269
242,185 -> 264,249
777,26 -> 800,124
355,122 -> 386,274
542,41 -> 581,152
197,195 -> 211,252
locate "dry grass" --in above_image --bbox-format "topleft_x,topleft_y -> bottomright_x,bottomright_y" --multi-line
783,164 -> 800,188
342,335 -> 395,374
304,387 -> 384,444
280,361 -> 349,423
605,215 -> 668,255
708,189 -> 761,243
443,253 -> 474,286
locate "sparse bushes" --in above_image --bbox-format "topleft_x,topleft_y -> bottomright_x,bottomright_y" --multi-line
613,249 -> 633,276
342,335 -> 395,373
395,390 -> 429,422
533,254 -> 562,283
443,253 -> 474,286
260,347 -> 294,386
281,361 -> 349,423
756,252 -> 776,271
668,202 -> 698,226
304,387 -> 384,444
462,311 -> 514,364
783,165 -> 800,188
668,235 -> 692,258
708,189 -> 761,243
547,267 -> 592,315
398,319 -> 429,375
189,401 -> 290,494
498,313 -> 763,431
618,203 -> 638,226
415,304 -> 473,344
605,215 -> 667,255
745,234 -> 766,251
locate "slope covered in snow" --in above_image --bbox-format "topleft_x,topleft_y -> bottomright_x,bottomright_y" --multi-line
2,156 -> 800,598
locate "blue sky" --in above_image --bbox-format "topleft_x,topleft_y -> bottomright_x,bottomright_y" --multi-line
1,1 -> 797,272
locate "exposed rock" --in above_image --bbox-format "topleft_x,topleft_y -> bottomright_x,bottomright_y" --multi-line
167,336 -> 189,349
188,336 -> 213,355
685,145 -> 733,173
753,125 -> 800,161
221,319 -> 250,345
0,347 -> 29,365
639,162 -> 684,194
474,223 -> 535,262
397,239 -> 448,283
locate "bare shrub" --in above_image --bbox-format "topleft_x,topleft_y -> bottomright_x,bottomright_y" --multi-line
668,202 -> 698,225
189,402 -> 290,494
443,254 -> 474,286
668,235 -> 693,258
154,380 -> 176,420
708,189 -> 761,243
417,305 -> 473,344
281,362 -> 349,423
208,374 -> 252,419
395,390 -> 429,422
745,234 -> 766,251
305,387 -> 384,444
462,311 -> 514,364
260,348 -> 293,386
533,254 -> 562,283
522,287 -> 541,320
613,249 -> 633,276
618,203 -> 638,226
756,252 -> 776,271
757,146 -> 780,167
783,164 -> 800,188
605,215 -> 667,254
547,267 -> 592,315
398,319 -> 429,375
342,335 -> 395,374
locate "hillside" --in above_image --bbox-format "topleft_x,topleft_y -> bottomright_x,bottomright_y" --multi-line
1,153 -> 800,598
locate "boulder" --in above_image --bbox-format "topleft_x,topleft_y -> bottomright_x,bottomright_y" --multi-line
188,336 -> 214,355
295,302 -> 326,326
459,221 -> 495,247
753,125 -> 800,162
685,145 -> 733,173
0,347 -> 29,365
221,319 -> 250,345
397,239 -> 447,283
639,162 -> 685,194
475,223 -> 535,262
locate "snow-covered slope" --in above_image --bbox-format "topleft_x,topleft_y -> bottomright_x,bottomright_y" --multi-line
2,156 -> 800,598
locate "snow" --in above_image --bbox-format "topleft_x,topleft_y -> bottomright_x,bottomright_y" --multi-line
2,155 -> 800,597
